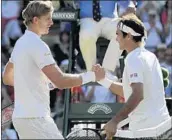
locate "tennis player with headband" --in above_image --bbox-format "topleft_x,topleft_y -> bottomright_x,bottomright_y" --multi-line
93,13 -> 171,139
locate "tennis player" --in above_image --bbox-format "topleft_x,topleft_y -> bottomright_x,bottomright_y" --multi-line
2,1 -> 105,139
93,14 -> 171,139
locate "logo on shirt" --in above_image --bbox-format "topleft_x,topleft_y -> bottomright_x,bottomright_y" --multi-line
130,73 -> 138,78
87,103 -> 112,114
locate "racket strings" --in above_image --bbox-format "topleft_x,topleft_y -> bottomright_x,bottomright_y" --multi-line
66,129 -> 102,140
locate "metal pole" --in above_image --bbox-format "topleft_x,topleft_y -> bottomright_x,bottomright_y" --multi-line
62,21 -> 76,137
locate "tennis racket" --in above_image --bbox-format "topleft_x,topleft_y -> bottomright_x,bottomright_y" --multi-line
65,118 -> 129,140
65,128 -> 106,140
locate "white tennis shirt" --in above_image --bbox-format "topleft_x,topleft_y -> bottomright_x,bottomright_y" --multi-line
10,30 -> 55,118
122,47 -> 170,130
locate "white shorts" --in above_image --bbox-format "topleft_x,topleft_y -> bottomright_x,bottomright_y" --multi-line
12,117 -> 64,139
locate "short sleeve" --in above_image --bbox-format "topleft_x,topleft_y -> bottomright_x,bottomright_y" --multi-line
30,42 -> 55,69
125,57 -> 144,84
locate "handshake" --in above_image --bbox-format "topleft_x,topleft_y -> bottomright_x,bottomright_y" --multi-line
81,64 -> 118,89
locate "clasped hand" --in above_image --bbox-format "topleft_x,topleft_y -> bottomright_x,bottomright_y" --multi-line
91,64 -> 106,81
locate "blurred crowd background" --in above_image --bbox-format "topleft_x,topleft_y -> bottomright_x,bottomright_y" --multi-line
1,0 -> 172,139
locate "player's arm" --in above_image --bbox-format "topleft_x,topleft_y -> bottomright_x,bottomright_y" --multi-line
42,64 -> 98,89
32,43 -> 104,89
112,82 -> 143,123
2,61 -> 14,86
111,57 -> 144,124
92,65 -> 124,97
98,79 -> 124,97
109,82 -> 124,97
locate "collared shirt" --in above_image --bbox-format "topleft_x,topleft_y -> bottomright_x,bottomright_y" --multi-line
77,0 -> 135,19
122,47 -> 170,130
10,30 -> 55,118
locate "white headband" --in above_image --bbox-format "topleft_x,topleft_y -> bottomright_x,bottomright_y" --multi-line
119,22 -> 141,36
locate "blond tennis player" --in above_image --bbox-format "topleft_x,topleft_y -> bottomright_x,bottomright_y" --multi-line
2,1 -> 105,139
93,14 -> 171,139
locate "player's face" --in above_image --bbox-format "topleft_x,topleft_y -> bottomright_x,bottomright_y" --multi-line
116,28 -> 126,50
37,12 -> 54,35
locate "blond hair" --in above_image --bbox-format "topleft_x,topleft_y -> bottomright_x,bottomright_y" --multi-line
22,1 -> 54,27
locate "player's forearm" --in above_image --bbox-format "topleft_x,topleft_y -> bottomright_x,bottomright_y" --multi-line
54,72 -> 95,89
109,82 -> 124,97
98,78 -> 124,97
112,91 -> 143,124
43,64 -> 96,89
56,73 -> 82,89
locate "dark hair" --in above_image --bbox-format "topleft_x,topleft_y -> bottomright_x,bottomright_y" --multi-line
59,31 -> 70,43
117,14 -> 146,42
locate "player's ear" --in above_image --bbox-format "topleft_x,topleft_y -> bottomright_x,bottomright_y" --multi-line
127,33 -> 132,40
32,16 -> 39,24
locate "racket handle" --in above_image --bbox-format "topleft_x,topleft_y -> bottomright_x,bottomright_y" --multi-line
117,118 -> 129,128
101,118 -> 129,135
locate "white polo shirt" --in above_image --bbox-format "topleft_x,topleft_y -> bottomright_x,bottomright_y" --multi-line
10,30 -> 55,118
122,47 -> 170,130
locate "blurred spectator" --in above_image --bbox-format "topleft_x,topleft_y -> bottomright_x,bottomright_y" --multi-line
2,1 -> 23,48
2,123 -> 18,139
60,22 -> 71,32
51,31 -> 83,72
163,47 -> 172,97
154,44 -> 167,67
84,85 -> 116,103
45,31 -> 70,117
160,0 -> 172,47
71,86 -> 85,103
138,1 -> 162,22
51,31 -> 70,65
144,10 -> 163,52
164,20 -> 172,48
160,0 -> 172,27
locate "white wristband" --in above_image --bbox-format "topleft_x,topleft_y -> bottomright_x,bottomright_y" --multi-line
81,71 -> 95,85
98,78 -> 113,89
98,71 -> 118,89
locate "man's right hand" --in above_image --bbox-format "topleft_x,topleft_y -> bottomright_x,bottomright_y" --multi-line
92,64 -> 105,81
